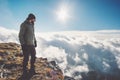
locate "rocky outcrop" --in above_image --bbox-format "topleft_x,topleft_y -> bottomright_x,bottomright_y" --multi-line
1,42 -> 119,80
0,42 -> 64,80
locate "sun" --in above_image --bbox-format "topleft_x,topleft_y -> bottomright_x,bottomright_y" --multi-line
55,4 -> 70,23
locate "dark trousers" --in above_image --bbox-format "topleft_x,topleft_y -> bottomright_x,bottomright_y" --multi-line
22,45 -> 36,71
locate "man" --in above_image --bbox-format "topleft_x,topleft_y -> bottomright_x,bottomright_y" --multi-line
19,13 -> 37,75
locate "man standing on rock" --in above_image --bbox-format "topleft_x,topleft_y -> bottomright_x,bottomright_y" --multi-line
19,13 -> 37,75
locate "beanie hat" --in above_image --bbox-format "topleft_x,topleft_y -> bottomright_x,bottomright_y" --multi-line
27,13 -> 36,20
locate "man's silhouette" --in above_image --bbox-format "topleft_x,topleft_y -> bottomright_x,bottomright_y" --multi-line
19,13 -> 37,76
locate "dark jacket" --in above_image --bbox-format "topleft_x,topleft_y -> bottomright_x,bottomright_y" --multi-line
19,20 -> 36,46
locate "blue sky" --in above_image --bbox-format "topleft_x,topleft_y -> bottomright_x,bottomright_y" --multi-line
0,0 -> 120,32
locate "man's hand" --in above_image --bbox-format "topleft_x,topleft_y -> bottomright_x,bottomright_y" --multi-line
21,44 -> 26,50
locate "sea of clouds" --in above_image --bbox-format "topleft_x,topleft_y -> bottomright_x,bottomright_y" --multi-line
0,26 -> 120,79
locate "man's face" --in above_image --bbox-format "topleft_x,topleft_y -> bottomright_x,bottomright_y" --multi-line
31,19 -> 36,22
29,18 -> 36,23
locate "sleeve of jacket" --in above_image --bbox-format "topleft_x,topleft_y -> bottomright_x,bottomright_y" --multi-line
33,25 -> 37,47
19,23 -> 26,45
34,32 -> 37,47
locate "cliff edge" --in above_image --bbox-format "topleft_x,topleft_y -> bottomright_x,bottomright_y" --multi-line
0,43 -> 64,80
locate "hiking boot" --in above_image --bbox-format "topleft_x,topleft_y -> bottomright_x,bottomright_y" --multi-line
21,70 -> 28,79
23,69 -> 28,75
29,69 -> 36,75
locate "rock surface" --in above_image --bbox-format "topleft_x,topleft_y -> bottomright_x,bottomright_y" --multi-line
0,42 -> 64,80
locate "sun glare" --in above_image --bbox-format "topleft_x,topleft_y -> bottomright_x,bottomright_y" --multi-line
55,4 -> 70,23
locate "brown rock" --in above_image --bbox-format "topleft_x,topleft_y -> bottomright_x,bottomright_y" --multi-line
0,42 -> 64,80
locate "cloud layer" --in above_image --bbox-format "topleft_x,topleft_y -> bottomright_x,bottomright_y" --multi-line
0,26 -> 120,78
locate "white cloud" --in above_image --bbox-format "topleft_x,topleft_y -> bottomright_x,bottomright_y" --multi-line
0,27 -> 18,43
0,26 -> 120,78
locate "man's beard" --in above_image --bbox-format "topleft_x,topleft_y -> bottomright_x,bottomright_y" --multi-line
31,21 -> 34,24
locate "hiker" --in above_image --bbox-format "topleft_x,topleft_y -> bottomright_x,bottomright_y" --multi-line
19,13 -> 37,75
